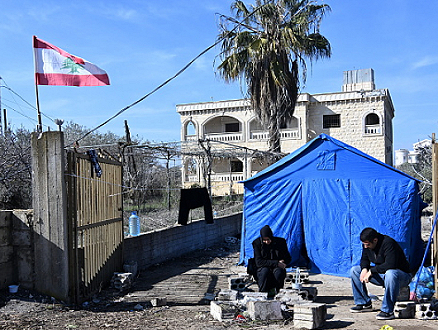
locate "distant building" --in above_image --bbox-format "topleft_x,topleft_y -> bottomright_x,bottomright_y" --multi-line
395,139 -> 431,167
177,68 -> 395,196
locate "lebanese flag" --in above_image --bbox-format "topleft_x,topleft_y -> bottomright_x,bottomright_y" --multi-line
33,36 -> 110,86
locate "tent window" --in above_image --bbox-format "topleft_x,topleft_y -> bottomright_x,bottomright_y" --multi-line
317,150 -> 336,170
323,115 -> 341,128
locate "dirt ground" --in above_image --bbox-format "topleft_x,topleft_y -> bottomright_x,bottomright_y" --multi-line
0,218 -> 437,329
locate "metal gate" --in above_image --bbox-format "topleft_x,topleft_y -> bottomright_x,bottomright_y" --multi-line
66,151 -> 124,304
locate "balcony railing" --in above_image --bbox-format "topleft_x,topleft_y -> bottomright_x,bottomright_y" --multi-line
250,128 -> 300,140
364,124 -> 382,135
204,132 -> 243,142
211,173 -> 245,182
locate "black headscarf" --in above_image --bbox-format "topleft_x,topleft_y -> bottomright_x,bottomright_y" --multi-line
260,225 -> 273,239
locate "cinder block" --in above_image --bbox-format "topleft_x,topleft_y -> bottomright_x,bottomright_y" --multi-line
415,303 -> 438,319
217,289 -> 238,301
210,301 -> 238,321
276,287 -> 318,304
397,286 -> 410,301
293,303 -> 327,329
394,301 -> 415,319
247,300 -> 283,320
111,272 -> 133,291
241,291 -> 268,299
150,297 -> 167,307
228,276 -> 248,291
285,268 -> 310,284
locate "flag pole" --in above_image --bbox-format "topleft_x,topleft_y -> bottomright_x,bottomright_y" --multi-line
33,36 -> 43,132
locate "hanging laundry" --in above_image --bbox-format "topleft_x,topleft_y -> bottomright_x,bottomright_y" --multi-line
87,149 -> 102,178
178,187 -> 213,225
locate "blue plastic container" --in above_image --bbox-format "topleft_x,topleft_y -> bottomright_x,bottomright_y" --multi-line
129,211 -> 140,236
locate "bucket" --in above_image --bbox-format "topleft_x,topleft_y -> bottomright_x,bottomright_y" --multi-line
8,285 -> 19,293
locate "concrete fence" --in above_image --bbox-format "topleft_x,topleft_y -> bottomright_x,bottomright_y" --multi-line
0,210 -> 34,290
1,209 -> 242,290
124,213 -> 242,270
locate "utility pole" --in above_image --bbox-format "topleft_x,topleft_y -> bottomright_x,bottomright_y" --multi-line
432,133 -> 438,297
3,108 -> 7,134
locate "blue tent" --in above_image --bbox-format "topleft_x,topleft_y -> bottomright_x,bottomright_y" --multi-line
240,134 -> 425,277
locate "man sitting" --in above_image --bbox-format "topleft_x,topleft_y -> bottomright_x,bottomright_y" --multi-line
350,227 -> 412,320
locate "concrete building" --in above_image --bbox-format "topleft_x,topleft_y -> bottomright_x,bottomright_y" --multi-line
395,139 -> 431,167
177,68 -> 395,196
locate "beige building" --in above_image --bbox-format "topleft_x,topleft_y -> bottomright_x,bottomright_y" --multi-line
177,69 -> 395,196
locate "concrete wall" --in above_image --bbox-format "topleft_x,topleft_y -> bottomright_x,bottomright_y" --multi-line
0,210 -> 34,290
31,131 -> 70,301
124,213 -> 242,270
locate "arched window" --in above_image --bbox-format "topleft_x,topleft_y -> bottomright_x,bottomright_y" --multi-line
365,113 -> 380,125
364,113 -> 382,135
186,121 -> 196,136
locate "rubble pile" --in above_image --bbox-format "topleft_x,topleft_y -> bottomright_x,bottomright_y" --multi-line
211,271 -> 326,330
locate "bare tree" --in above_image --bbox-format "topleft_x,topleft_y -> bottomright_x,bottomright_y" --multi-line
0,127 -> 32,209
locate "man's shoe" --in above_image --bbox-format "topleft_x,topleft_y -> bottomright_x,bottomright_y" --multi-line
376,311 -> 395,320
350,303 -> 372,313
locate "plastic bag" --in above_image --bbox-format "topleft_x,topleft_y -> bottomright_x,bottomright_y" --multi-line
409,266 -> 435,300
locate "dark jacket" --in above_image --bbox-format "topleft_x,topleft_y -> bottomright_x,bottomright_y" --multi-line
252,225 -> 291,269
360,233 -> 410,274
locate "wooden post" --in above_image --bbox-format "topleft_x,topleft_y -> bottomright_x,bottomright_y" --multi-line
432,133 -> 438,298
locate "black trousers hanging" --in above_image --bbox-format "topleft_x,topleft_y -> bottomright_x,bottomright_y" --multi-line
178,187 -> 213,225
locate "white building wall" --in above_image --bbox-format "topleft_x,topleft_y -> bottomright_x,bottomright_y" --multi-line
177,69 -> 395,195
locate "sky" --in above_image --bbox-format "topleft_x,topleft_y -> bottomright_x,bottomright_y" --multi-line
0,0 -> 437,151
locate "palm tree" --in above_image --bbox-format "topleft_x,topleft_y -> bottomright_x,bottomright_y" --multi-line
217,0 -> 331,154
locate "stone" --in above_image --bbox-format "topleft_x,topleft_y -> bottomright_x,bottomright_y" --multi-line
246,300 -> 283,320
394,301 -> 415,319
293,303 -> 327,329
210,301 -> 238,321
150,297 -> 167,307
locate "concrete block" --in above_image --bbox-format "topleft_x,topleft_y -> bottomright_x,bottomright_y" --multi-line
394,301 -> 416,319
0,229 -> 11,247
0,246 -> 13,264
240,291 -> 268,299
228,276 -> 248,291
111,272 -> 133,291
217,289 -> 238,301
210,301 -> 238,321
0,211 -> 11,227
285,268 -> 310,285
415,303 -> 438,319
397,286 -> 410,301
123,261 -> 138,277
293,303 -> 327,329
247,300 -> 283,320
150,297 -> 167,307
12,230 -> 32,246
276,287 -> 318,305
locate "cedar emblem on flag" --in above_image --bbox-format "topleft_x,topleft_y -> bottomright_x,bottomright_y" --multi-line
33,36 -> 110,86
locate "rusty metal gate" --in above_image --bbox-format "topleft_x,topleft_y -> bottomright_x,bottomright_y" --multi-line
66,151 -> 124,304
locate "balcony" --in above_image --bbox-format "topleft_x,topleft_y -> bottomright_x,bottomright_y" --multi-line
204,132 -> 243,142
250,128 -> 301,140
211,173 -> 245,182
364,124 -> 382,135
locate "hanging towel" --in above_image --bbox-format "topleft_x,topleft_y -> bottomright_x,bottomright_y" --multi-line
178,187 -> 213,225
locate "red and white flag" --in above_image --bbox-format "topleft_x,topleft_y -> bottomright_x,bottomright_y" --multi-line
33,36 -> 110,86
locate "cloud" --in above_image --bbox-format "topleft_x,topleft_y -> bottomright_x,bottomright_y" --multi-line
412,56 -> 438,69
